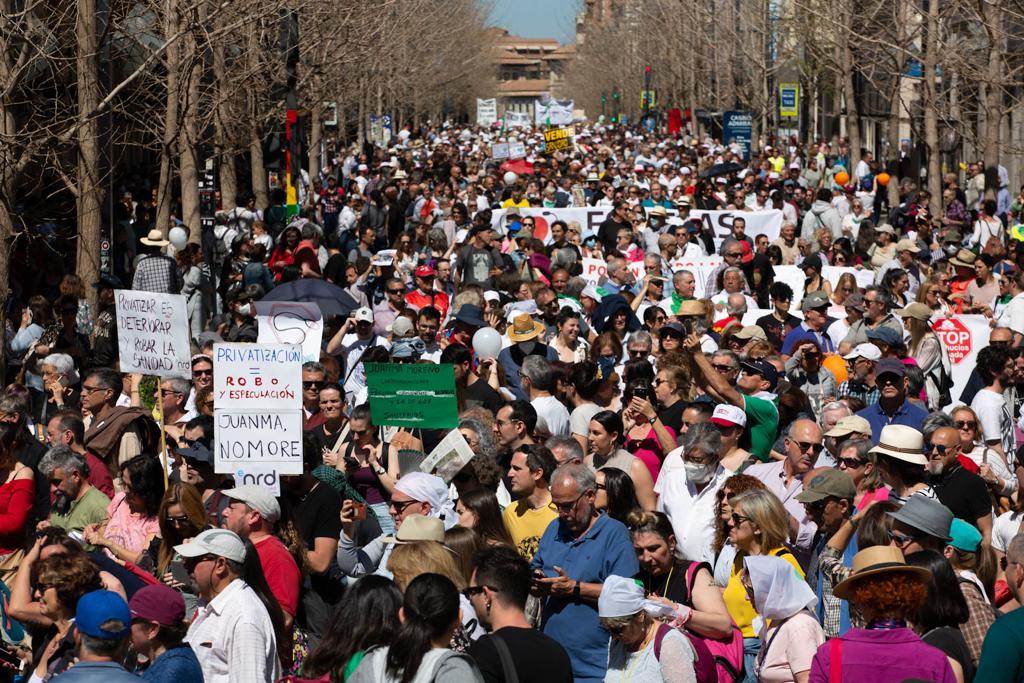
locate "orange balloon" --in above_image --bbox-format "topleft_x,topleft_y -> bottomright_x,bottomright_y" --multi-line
834,171 -> 850,185
822,354 -> 848,385
877,172 -> 891,186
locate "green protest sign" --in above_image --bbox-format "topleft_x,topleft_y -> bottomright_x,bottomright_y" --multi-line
365,363 -> 458,428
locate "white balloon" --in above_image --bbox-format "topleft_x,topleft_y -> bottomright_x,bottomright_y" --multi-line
472,327 -> 502,360
168,226 -> 189,250
502,171 -> 518,186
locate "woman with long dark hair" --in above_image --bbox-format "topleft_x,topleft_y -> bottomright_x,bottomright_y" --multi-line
84,454 -> 164,564
586,410 -> 656,511
906,550 -> 976,683
349,573 -> 483,683
595,467 -> 641,525
301,575 -> 403,680
455,488 -> 513,547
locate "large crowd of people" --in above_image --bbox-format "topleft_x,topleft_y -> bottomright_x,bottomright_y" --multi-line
6,121 -> 1024,682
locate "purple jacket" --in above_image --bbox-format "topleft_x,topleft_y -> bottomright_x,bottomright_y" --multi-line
808,627 -> 957,683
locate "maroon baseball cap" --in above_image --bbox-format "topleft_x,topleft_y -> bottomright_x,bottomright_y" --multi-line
129,584 -> 185,626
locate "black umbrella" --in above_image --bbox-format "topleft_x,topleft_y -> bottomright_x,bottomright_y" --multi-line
699,162 -> 746,179
261,279 -> 360,318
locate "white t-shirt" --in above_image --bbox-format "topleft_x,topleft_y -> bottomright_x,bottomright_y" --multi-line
826,318 -> 851,350
994,510 -> 1024,553
570,402 -> 603,438
532,395 -> 570,437
998,292 -> 1024,335
972,388 -> 1016,457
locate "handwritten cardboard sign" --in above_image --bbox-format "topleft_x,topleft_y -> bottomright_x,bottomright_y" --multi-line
253,301 -> 323,364
365,363 -> 458,428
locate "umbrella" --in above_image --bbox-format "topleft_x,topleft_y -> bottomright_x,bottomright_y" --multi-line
698,162 -> 746,179
500,158 -> 535,176
261,279 -> 360,318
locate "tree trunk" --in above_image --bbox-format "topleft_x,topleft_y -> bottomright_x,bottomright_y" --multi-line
309,102 -> 322,181
212,8 -> 236,210
982,0 -> 1003,196
840,0 -> 861,174
887,77 -> 903,207
247,22 -> 268,208
922,0 -> 941,201
156,0 -> 181,234
76,0 -> 102,310
179,17 -> 202,242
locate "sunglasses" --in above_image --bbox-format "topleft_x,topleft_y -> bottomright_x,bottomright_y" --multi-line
303,381 -> 324,389
923,443 -> 951,455
955,420 -> 977,430
888,530 -> 918,547
390,499 -> 420,514
711,363 -> 737,373
193,369 -> 213,376
792,441 -> 824,455
462,585 -> 495,598
839,457 -> 867,469
166,515 -> 191,525
730,513 -> 752,527
387,288 -> 405,294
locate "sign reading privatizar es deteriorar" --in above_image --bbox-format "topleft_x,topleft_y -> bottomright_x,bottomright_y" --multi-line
114,290 -> 191,378
212,342 -> 303,475
365,363 -> 458,429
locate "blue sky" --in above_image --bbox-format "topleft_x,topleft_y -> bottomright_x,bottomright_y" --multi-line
489,0 -> 579,44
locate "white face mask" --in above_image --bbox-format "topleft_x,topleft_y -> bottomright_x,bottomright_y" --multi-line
237,303 -> 252,317
683,460 -> 715,484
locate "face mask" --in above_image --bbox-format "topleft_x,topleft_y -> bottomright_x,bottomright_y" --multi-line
518,340 -> 536,354
237,303 -> 252,317
683,460 -> 715,484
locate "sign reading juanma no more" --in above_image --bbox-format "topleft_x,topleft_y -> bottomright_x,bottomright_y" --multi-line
365,362 -> 458,429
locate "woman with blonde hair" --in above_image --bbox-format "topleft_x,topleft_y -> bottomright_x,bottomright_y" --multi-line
954,404 -> 1017,501
917,278 -> 954,318
831,272 -> 859,307
712,474 -> 768,586
899,304 -> 946,409
722,488 -> 803,682
151,482 -> 209,578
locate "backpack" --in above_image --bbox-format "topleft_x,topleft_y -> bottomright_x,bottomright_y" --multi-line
675,561 -> 745,682
653,622 -> 717,683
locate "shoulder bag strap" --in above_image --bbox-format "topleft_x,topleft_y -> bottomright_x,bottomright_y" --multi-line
489,632 -> 519,683
829,637 -> 843,683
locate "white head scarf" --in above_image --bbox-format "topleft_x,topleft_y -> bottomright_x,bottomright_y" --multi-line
744,555 -> 817,635
598,575 -> 676,620
394,472 -> 458,530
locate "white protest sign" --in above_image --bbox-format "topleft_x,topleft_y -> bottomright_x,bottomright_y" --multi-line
254,302 -> 323,364
114,290 -> 191,378
213,343 -> 304,474
823,265 -> 874,290
535,98 -> 575,125
491,143 -> 510,160
476,98 -> 497,126
772,266 -> 806,308
504,111 -> 531,128
232,464 -> 283,496
934,315 -> 989,409
508,141 -> 527,158
581,258 -> 608,287
420,429 -> 475,483
371,248 -> 396,267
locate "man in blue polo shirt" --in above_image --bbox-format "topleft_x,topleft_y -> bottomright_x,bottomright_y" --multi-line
781,290 -> 836,356
531,462 -> 639,683
856,358 -> 927,440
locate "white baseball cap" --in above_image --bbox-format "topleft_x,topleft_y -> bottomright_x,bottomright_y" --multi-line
353,307 -> 374,324
710,404 -> 747,428
223,485 -> 281,525
842,342 -> 882,361
174,528 -> 247,564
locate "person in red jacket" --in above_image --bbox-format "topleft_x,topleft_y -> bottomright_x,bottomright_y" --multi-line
405,265 -> 450,320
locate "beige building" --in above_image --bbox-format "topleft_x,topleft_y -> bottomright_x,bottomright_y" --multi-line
486,28 -> 575,117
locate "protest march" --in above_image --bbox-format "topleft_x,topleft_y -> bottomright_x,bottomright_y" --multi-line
7,116 -> 1024,683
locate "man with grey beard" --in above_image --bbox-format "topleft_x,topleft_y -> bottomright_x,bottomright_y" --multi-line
37,445 -> 110,538
925,424 -> 992,544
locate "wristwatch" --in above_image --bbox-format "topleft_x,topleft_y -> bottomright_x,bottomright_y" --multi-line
648,415 -> 658,425
572,581 -> 581,602
374,465 -> 386,475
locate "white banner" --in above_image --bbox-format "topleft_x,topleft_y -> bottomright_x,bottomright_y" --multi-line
114,290 -> 191,378
476,98 -> 497,126
504,111 -> 531,128
488,207 -> 783,251
823,265 -> 874,290
535,98 -> 575,125
934,316 -> 989,409
231,464 -> 282,496
254,301 -> 323,364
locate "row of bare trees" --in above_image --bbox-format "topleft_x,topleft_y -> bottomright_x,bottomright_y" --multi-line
568,0 -> 1024,201
0,0 -> 495,344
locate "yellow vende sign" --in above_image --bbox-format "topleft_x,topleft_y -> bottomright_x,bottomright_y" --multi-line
543,127 -> 575,152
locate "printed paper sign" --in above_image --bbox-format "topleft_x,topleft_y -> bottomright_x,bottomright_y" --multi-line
254,301 -> 323,364
543,127 -> 575,153
420,429 -> 475,483
365,363 -> 458,428
114,290 -> 191,378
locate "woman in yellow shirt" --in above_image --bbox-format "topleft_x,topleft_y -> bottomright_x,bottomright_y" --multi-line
722,488 -> 804,683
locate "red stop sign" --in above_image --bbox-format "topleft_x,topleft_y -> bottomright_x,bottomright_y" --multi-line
932,318 -> 972,364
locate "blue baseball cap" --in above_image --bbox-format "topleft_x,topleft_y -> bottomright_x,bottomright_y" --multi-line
76,590 -> 131,640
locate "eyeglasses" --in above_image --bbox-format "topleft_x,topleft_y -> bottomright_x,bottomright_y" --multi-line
387,288 -> 405,295
711,363 -> 737,373
877,376 -> 902,386
792,440 -> 824,455
653,378 -> 668,387
462,585 -> 495,598
553,493 -> 585,513
81,385 -> 105,395
730,513 -> 752,527
183,554 -> 217,571
725,252 -> 743,258
303,381 -> 324,389
888,530 -> 918,547
955,420 -> 977,430
839,457 -> 867,469
923,442 -> 951,455
166,515 -> 191,525
605,621 -> 632,637
193,369 -> 213,376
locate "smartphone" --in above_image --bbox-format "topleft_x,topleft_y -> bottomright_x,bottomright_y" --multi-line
633,385 -> 650,400
352,502 -> 367,521
0,645 -> 22,671
532,569 -> 547,582
169,561 -> 191,585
